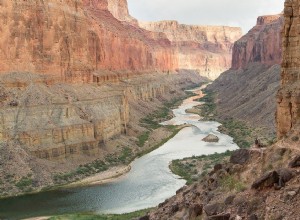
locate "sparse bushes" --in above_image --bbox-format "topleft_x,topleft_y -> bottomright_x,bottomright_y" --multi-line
137,131 -> 150,147
221,175 -> 246,192
15,177 -> 33,191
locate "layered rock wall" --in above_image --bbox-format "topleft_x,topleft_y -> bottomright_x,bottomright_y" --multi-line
0,0 -> 177,83
139,21 -> 242,80
208,14 -> 283,135
0,72 -> 200,160
232,15 -> 283,70
277,0 -> 300,138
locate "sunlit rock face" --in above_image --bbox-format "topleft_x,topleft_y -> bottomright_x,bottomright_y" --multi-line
277,0 -> 300,138
139,20 -> 243,80
231,14 -> 283,70
0,0 -> 179,83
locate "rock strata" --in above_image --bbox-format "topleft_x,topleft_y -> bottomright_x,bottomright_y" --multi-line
277,0 -> 300,138
139,21 -> 242,80
208,14 -> 283,135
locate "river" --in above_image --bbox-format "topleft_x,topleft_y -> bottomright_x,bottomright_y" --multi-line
0,87 -> 238,219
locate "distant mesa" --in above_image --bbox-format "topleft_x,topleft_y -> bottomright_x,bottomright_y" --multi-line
202,134 -> 219,143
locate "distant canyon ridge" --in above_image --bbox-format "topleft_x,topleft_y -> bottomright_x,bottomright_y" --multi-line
0,0 -> 241,197
0,0 -> 242,82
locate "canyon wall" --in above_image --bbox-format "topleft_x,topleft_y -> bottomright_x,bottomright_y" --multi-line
139,21 -> 242,80
0,72 -> 201,160
232,15 -> 283,69
277,0 -> 300,138
0,0 -> 178,83
208,14 -> 283,135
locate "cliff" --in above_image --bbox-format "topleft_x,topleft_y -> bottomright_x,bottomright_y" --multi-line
232,14 -> 283,69
0,0 -> 178,83
0,0 -> 208,197
139,21 -> 242,80
277,0 -> 300,138
208,14 -> 283,134
146,5 -> 300,220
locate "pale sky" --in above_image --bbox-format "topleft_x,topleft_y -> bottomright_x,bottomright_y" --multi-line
127,0 -> 285,33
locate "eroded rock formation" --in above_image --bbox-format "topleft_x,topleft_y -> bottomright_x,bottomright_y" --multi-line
232,15 -> 283,70
139,21 -> 242,80
208,14 -> 283,135
277,0 -> 300,138
0,0 -> 178,83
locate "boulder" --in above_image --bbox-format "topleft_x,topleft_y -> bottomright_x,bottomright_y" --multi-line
251,171 -> 279,189
139,215 -> 150,220
188,203 -> 203,218
230,149 -> 250,165
278,168 -> 294,187
214,164 -> 223,172
224,195 -> 235,205
288,155 -> 300,168
202,134 -> 219,143
204,203 -> 225,216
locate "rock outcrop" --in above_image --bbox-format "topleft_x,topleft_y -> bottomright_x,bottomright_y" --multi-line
208,14 -> 283,135
277,0 -> 300,138
231,15 -> 283,70
139,21 -> 242,80
0,0 -> 178,83
202,134 -> 219,143
146,2 -> 300,220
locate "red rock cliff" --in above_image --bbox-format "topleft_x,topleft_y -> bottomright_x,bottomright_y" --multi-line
0,0 -> 177,83
277,0 -> 300,138
231,15 -> 283,70
139,21 -> 242,80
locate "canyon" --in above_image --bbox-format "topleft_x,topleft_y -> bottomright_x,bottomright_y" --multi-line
144,2 -> 300,219
208,14 -> 283,137
0,0 -> 241,198
139,21 -> 242,80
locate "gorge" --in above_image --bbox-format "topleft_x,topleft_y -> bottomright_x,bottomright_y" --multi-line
0,0 -> 241,199
2,0 -> 300,220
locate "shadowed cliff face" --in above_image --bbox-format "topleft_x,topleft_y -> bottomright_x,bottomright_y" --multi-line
0,0 -> 178,83
231,14 -> 283,70
139,21 -> 243,80
277,0 -> 300,138
207,14 -> 282,136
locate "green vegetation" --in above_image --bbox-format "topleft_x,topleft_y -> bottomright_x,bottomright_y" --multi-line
195,88 -> 275,149
170,151 -> 233,184
170,160 -> 197,185
54,147 -> 134,184
136,125 -> 183,158
137,131 -> 150,147
140,98 -> 179,130
195,89 -> 216,120
219,119 -> 253,149
220,175 -> 246,192
49,208 -> 152,220
15,176 -> 33,191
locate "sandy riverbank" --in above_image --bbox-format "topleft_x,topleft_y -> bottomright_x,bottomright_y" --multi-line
66,165 -> 131,187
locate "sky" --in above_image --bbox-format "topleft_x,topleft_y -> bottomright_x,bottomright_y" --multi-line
127,0 -> 285,33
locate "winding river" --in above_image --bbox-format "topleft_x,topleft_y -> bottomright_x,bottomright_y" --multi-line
0,87 -> 238,219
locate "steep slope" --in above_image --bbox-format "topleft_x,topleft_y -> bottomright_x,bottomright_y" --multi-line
0,0 -> 207,197
0,0 -> 177,83
139,21 -> 242,80
277,0 -> 300,138
208,14 -> 283,135
146,4 -> 300,219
